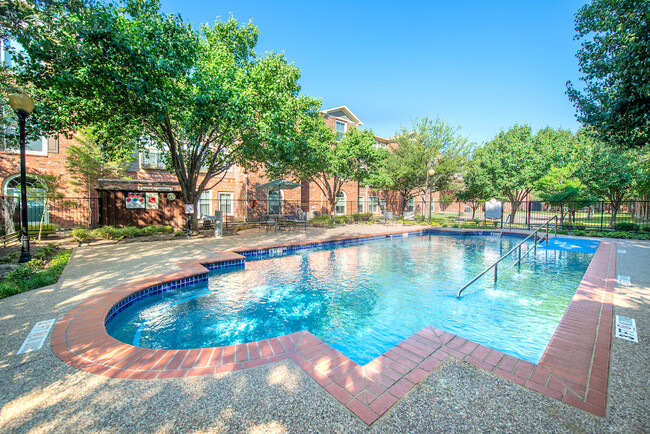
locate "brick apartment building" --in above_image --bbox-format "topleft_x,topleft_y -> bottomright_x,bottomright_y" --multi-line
1,105 -> 445,231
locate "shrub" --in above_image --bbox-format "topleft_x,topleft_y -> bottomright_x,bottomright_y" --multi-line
334,215 -> 353,224
71,227 -> 94,244
93,226 -> 118,240
351,212 -> 373,222
614,222 -> 639,231
0,248 -> 71,299
120,226 -> 143,238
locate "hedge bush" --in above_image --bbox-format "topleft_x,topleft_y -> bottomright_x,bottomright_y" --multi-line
613,222 -> 639,231
71,225 -> 174,244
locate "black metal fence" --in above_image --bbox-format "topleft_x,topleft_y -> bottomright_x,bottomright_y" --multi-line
1,195 -> 99,244
197,198 -> 650,231
2,195 -> 648,245
453,200 -> 650,231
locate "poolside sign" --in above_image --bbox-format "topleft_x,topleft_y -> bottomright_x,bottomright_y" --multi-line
485,199 -> 502,220
126,192 -> 145,209
145,192 -> 159,210
615,315 -> 638,343
17,319 -> 55,354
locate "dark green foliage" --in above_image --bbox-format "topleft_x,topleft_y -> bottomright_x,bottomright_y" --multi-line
614,222 -> 640,231
0,245 -> 72,299
567,0 -> 650,148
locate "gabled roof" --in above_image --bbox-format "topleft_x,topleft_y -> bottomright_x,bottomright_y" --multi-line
320,106 -> 363,126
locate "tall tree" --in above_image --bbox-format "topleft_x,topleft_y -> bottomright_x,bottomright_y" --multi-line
566,0 -> 650,148
575,133 -> 649,227
266,116 -> 379,223
475,125 -> 554,223
9,0 -> 318,228
373,117 -> 470,214
456,154 -> 493,220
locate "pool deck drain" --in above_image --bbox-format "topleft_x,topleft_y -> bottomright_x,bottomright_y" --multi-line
50,229 -> 616,425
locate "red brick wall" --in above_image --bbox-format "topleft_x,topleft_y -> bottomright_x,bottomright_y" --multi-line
1,136 -> 81,197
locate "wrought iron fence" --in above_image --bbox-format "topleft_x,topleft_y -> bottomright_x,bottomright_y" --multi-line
0,195 -> 99,243
2,194 -> 647,245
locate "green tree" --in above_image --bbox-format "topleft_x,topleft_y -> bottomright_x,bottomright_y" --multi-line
576,134 -> 648,227
566,0 -> 650,148
9,0 -> 318,228
266,116 -> 378,223
475,124 -> 554,224
456,155 -> 493,220
373,117 -> 470,215
65,130 -> 134,225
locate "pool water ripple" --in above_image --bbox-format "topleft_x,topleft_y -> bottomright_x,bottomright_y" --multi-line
106,234 -> 595,365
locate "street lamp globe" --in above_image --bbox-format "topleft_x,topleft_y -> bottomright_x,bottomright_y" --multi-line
8,91 -> 34,116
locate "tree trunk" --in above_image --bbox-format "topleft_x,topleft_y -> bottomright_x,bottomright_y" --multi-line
509,202 -> 519,226
329,195 -> 337,224
609,203 -> 620,228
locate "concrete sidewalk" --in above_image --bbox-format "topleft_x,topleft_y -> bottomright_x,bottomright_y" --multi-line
0,226 -> 647,432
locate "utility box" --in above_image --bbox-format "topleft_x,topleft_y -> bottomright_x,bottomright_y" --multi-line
214,211 -> 223,238
485,199 -> 502,220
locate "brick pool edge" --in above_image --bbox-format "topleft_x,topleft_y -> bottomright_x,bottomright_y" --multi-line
51,229 -> 615,425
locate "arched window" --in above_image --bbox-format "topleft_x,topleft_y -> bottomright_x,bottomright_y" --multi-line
2,174 -> 47,225
335,191 -> 346,215
268,190 -> 283,215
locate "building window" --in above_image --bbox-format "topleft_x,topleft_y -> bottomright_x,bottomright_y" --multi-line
335,120 -> 346,141
335,191 -> 346,215
407,197 -> 414,213
199,190 -> 211,217
430,198 -> 435,215
268,190 -> 282,215
358,196 -> 364,213
141,149 -> 167,169
380,198 -> 386,212
218,192 -> 233,216
368,196 -> 378,213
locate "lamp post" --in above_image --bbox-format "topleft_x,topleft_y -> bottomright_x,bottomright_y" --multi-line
428,169 -> 435,225
8,90 -> 35,263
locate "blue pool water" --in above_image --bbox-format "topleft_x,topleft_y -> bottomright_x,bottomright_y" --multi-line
106,234 -> 597,365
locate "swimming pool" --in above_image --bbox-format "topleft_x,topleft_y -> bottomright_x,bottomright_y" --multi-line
106,233 -> 597,365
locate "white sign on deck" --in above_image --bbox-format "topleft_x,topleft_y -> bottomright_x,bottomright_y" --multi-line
615,315 -> 638,343
17,319 -> 55,354
617,275 -> 631,285
485,199 -> 502,220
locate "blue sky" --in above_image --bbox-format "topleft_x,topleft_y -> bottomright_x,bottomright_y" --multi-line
161,0 -> 589,145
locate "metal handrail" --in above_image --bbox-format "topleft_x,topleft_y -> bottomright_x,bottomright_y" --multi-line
456,216 -> 558,298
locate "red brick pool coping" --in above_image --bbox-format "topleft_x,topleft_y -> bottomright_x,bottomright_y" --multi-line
51,229 -> 615,425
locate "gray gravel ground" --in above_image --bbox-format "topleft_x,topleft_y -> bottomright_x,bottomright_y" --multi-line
0,228 -> 648,433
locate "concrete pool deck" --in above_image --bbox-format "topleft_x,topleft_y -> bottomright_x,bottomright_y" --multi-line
0,225 -> 648,432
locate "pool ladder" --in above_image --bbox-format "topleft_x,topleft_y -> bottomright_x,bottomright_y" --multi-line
456,216 -> 558,298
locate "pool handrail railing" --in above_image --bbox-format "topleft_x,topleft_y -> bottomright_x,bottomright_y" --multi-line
456,216 -> 559,298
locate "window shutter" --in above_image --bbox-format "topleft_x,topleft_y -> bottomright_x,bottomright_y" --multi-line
47,136 -> 59,154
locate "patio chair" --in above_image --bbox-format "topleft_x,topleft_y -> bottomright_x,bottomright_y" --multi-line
287,208 -> 308,231
402,212 -> 415,225
384,211 -> 394,225
258,214 -> 277,232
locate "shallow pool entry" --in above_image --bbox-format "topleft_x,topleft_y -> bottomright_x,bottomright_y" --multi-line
106,234 -> 596,365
